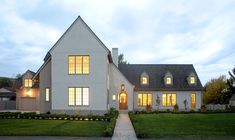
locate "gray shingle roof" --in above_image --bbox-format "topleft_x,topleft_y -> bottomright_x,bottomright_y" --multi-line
118,64 -> 203,91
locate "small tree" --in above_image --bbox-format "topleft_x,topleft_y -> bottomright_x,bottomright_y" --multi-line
227,67 -> 235,94
156,94 -> 160,110
183,99 -> 188,111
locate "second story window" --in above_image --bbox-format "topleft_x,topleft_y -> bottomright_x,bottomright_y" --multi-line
190,76 -> 195,84
140,72 -> 149,85
142,76 -> 148,85
24,79 -> 32,87
166,77 -> 172,85
68,56 -> 89,74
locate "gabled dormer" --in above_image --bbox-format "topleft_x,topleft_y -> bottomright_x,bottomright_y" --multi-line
164,72 -> 173,85
21,70 -> 35,88
187,73 -> 197,85
140,72 -> 149,86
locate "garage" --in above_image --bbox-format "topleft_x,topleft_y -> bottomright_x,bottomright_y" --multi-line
20,97 -> 37,111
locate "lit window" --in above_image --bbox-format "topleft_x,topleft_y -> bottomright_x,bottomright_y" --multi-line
45,88 -> 50,102
138,93 -> 152,106
68,87 -> 89,106
24,79 -> 32,87
166,77 -> 172,85
191,93 -> 196,109
142,77 -> 148,85
112,95 -> 116,100
68,56 -> 90,74
162,93 -> 176,106
190,77 -> 195,84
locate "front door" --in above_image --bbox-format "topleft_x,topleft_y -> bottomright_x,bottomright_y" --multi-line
119,92 -> 128,109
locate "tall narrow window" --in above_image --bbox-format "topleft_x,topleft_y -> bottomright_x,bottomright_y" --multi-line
68,87 -> 89,106
24,79 -> 32,87
191,93 -> 196,109
138,93 -> 152,106
68,56 -> 90,74
166,77 -> 172,85
162,93 -> 176,106
45,88 -> 50,102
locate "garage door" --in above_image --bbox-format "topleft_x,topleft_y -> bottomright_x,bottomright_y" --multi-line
21,97 -> 36,111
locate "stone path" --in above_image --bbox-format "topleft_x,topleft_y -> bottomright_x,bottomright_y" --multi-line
112,111 -> 137,140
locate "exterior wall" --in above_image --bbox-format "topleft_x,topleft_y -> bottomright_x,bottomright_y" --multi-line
50,19 -> 109,113
17,88 -> 40,111
109,64 -> 134,110
134,91 -> 202,111
17,72 -> 40,111
39,60 -> 51,113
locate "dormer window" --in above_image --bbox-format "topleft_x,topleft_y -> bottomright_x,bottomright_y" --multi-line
140,72 -> 149,85
190,77 -> 195,84
188,73 -> 197,85
166,77 -> 172,85
24,79 -> 32,87
142,77 -> 148,85
164,72 -> 173,85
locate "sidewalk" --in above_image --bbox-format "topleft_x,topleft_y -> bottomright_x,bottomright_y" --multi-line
112,111 -> 137,140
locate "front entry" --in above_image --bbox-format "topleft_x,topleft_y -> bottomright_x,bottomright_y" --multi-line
119,92 -> 128,110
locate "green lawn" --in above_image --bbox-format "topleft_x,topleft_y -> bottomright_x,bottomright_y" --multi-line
130,113 -> 235,138
0,119 -> 108,136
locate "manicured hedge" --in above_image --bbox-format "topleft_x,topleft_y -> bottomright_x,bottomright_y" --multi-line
103,108 -> 119,137
0,112 -> 110,121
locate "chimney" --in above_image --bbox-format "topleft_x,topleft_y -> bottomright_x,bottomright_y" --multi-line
112,48 -> 118,66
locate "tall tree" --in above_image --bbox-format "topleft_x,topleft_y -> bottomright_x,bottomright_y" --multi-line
118,53 -> 128,65
227,67 -> 235,94
203,75 -> 230,104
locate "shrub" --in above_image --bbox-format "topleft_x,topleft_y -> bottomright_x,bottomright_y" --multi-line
200,105 -> 207,112
173,104 -> 179,112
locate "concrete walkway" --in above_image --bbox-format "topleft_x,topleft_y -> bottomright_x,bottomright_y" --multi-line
112,111 -> 137,140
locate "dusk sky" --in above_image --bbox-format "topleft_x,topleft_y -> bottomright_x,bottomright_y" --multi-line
0,0 -> 235,85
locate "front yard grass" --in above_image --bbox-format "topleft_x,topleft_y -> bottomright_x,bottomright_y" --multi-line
0,119 -> 108,136
130,113 -> 235,138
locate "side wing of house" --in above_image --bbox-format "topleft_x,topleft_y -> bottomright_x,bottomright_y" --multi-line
17,70 -> 39,112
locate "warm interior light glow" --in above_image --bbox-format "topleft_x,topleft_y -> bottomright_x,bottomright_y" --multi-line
166,77 -> 171,84
190,77 -> 195,84
142,77 -> 148,84
112,95 -> 116,100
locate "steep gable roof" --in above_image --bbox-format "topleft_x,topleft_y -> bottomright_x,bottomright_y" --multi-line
118,64 -> 203,91
48,16 -> 110,55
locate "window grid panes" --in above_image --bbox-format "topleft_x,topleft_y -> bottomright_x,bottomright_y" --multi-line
162,93 -> 176,106
45,88 -> 50,102
68,87 -> 89,106
166,77 -> 172,84
142,77 -> 148,85
138,93 -> 152,106
190,77 -> 195,84
24,79 -> 32,87
68,56 -> 89,74
191,93 -> 196,109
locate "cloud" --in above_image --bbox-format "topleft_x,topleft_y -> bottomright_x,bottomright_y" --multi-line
0,0 -> 235,85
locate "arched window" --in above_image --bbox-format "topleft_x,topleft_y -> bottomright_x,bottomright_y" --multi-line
140,72 -> 149,85
164,72 -> 173,85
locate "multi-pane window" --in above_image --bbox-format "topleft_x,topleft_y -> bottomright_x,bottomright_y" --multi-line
166,77 -> 172,85
138,93 -> 152,106
190,77 -> 195,84
191,93 -> 196,109
142,77 -> 148,85
45,88 -> 50,102
68,87 -> 89,106
68,56 -> 89,74
162,93 -> 176,106
24,79 -> 32,87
